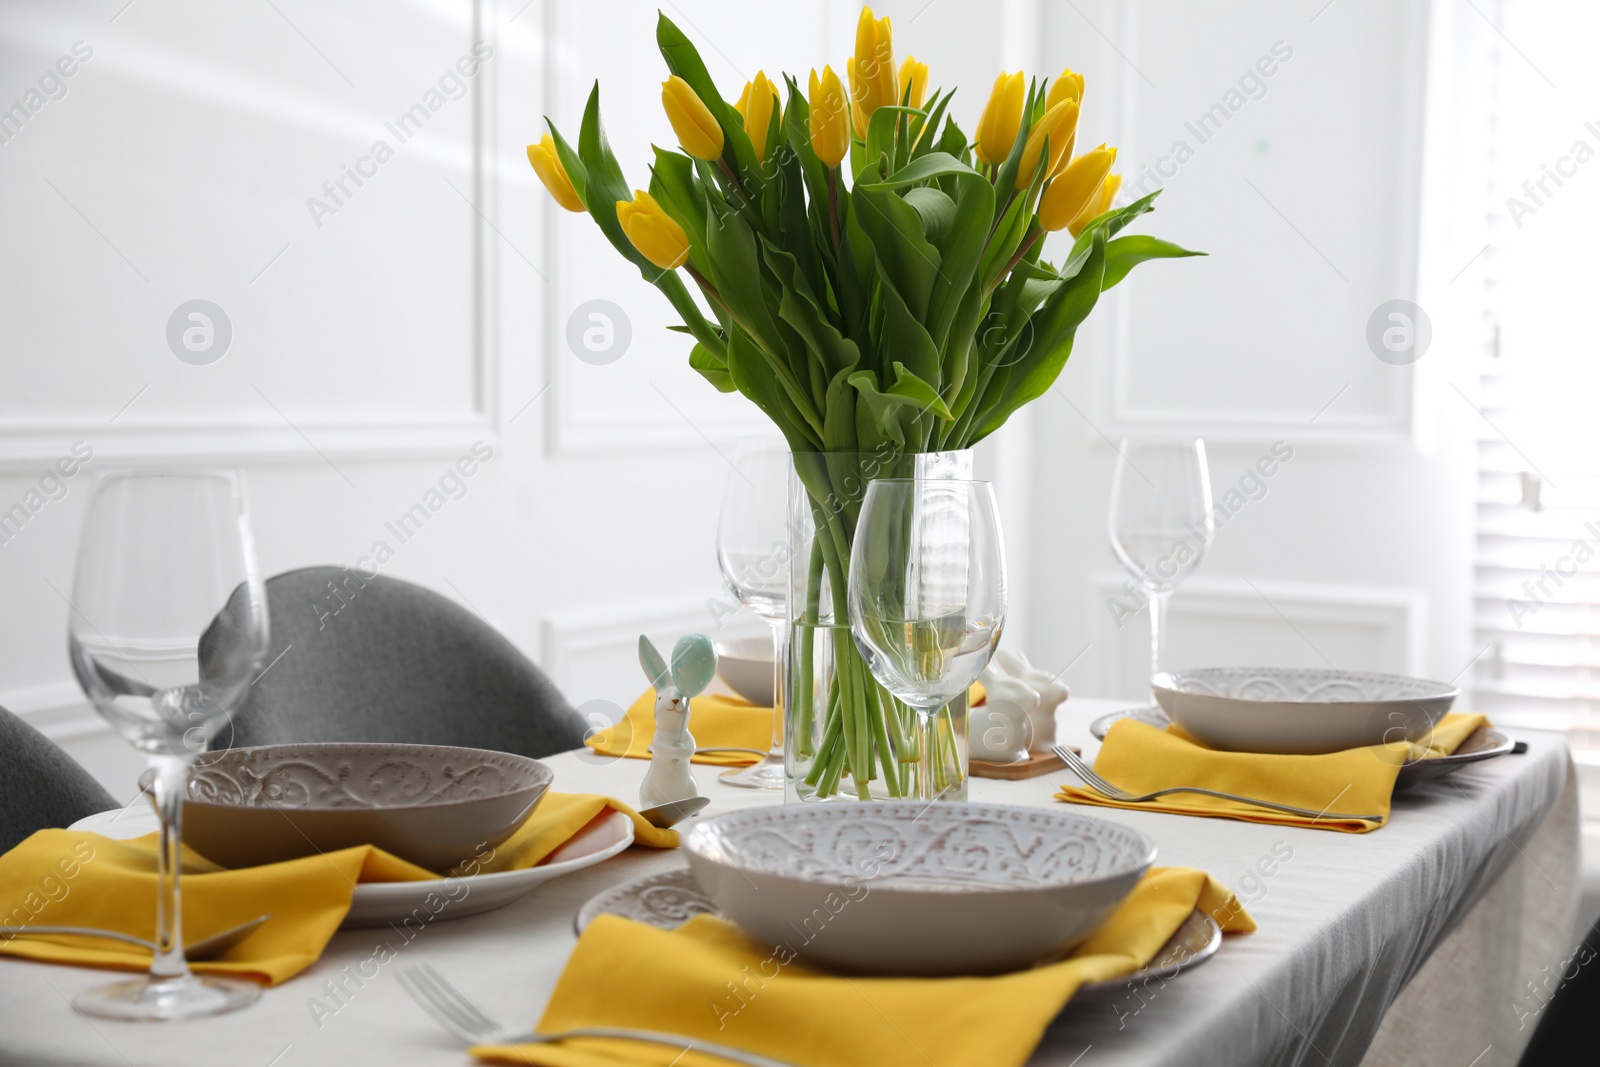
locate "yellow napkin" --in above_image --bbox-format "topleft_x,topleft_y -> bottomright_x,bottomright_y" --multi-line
0,792 -> 675,984
1057,713 -> 1490,833
589,683 -> 988,767
472,866 -> 1253,1067
587,691 -> 775,767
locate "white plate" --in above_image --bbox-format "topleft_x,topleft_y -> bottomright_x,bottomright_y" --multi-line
574,868 -> 1221,996
1151,668 -> 1458,754
69,807 -> 634,928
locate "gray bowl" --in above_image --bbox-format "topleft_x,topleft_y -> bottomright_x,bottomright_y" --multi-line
683,802 -> 1154,976
1151,667 -> 1458,755
179,743 -> 554,872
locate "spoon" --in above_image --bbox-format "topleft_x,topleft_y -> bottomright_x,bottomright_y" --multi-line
0,913 -> 270,961
637,796 -> 710,829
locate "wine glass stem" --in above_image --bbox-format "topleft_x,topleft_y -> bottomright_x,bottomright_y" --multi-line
765,616 -> 786,757
149,754 -> 191,981
1149,591 -> 1171,682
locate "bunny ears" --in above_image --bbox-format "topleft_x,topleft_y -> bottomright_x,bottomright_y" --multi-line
639,633 -> 718,699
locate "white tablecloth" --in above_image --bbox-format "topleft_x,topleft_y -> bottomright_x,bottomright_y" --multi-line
0,699 -> 1577,1067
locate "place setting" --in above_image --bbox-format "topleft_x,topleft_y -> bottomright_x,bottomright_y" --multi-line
0,4 -> 1584,1067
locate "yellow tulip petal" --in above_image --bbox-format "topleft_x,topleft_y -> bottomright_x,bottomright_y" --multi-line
1039,145 -> 1117,232
616,190 -> 691,271
1046,67 -> 1085,112
899,56 -> 928,110
809,66 -> 850,167
975,71 -> 1025,166
1068,172 -> 1122,236
527,135 -> 583,212
1017,99 -> 1080,185
661,75 -> 724,161
739,71 -> 779,163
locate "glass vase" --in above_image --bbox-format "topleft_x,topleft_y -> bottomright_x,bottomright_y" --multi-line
783,449 -> 974,803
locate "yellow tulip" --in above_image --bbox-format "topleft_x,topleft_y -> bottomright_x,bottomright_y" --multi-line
616,190 -> 691,270
808,66 -> 850,168
1016,99 -> 1080,184
1068,172 -> 1122,236
850,7 -> 898,127
1046,67 -> 1085,112
1038,144 -> 1116,232
974,71 -> 1025,166
526,135 -> 583,212
899,56 -> 929,110
738,71 -> 780,162
661,75 -> 724,161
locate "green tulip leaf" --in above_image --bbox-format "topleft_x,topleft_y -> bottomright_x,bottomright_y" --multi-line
1101,234 -> 1206,290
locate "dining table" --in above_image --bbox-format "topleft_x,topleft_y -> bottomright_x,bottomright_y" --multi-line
0,696 -> 1578,1067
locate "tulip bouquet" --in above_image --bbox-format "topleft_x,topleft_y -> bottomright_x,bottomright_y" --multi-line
531,8 -> 1199,801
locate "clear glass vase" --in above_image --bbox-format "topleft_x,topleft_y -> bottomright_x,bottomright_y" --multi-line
783,449 -> 974,803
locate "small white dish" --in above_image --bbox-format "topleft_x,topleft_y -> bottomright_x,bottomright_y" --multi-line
681,802 -> 1155,976
70,807 -> 634,928
714,634 -> 774,707
574,867 -> 1219,995
1151,668 -> 1458,755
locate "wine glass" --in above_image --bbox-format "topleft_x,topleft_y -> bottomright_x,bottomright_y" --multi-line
713,440 -> 791,789
848,479 -> 1007,800
1107,439 -> 1213,689
66,471 -> 269,1020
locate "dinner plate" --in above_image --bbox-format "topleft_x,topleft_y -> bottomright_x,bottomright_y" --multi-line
1087,708 -> 1515,789
573,868 -> 1221,994
70,806 -> 634,928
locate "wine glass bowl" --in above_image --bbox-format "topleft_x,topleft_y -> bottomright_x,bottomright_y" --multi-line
848,478 -> 1007,800
713,440 -> 792,789
1108,440 -> 1213,685
66,470 -> 269,1020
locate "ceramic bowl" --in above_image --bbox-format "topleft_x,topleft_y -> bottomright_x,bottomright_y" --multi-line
1151,667 -> 1459,755
682,802 -> 1155,976
715,633 -> 774,706
180,743 -> 554,872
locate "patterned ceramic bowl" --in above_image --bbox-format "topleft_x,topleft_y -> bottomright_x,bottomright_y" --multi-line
682,802 -> 1154,975
179,743 -> 553,871
1151,667 -> 1459,754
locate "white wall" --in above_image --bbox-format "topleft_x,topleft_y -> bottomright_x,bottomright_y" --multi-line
1021,0 -> 1480,704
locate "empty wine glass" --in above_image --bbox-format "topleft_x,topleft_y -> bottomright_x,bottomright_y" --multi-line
848,479 -> 1006,801
713,440 -> 791,789
67,471 -> 269,1020
1108,440 -> 1213,687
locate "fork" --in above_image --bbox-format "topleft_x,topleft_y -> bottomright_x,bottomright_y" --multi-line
1051,745 -> 1386,823
396,964 -> 800,1067
0,914 -> 270,961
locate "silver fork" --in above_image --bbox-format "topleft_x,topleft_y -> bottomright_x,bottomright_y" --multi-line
1052,745 -> 1386,823
396,963 -> 800,1067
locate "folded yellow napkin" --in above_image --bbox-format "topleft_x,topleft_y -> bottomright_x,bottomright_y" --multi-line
1057,713 -> 1490,833
471,866 -> 1252,1067
587,691 -> 775,767
590,683 -> 989,767
0,792 -> 675,984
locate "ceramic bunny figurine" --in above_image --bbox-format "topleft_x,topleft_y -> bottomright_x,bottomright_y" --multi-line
996,649 -> 1070,755
970,662 -> 1036,763
638,632 -> 718,809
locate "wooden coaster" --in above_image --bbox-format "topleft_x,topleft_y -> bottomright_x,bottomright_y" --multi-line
970,747 -> 1078,780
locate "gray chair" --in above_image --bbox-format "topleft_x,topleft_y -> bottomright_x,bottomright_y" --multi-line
208,566 -> 587,758
0,704 -> 117,854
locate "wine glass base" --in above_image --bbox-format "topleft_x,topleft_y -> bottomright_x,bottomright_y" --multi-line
73,972 -> 261,1021
718,754 -> 786,790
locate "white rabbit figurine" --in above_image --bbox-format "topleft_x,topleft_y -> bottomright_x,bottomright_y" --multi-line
995,649 -> 1070,755
970,663 -> 1036,763
637,633 -> 717,809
